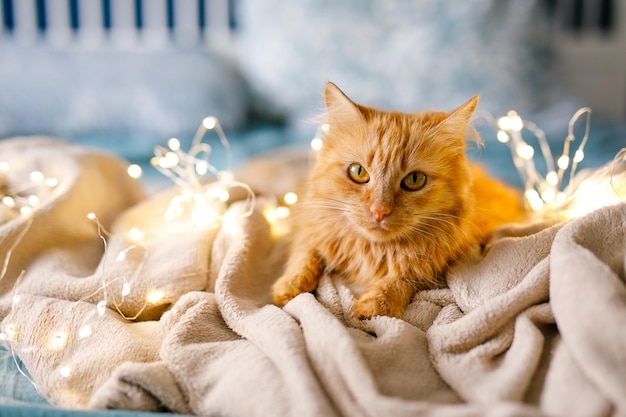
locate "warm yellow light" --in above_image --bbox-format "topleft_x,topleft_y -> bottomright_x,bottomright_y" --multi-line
122,282 -> 131,296
167,138 -> 181,151
146,289 -> 165,304
218,170 -> 235,183
573,149 -> 585,163
496,130 -> 510,143
127,227 -> 144,242
275,206 -> 291,219
263,207 -> 277,224
284,192 -> 298,205
19,206 -> 33,216
202,116 -> 217,130
311,138 -> 323,151
49,331 -> 68,349
97,300 -> 107,316
219,190 -> 230,202
546,171 -> 558,186
27,195 -> 40,207
87,212 -> 97,220
3,324 -> 17,340
30,171 -> 44,183
60,366 -> 72,378
196,161 -> 209,176
497,111 -> 523,131
2,196 -> 15,208
127,164 -> 143,179
557,155 -> 570,170
78,325 -> 92,339
525,189 -> 544,211
45,177 -> 59,187
159,152 -> 179,169
516,143 -> 535,161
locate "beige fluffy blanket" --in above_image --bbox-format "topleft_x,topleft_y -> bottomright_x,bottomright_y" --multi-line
0,137 -> 625,417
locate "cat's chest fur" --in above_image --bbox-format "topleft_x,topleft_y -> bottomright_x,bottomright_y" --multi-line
314,231 -> 446,291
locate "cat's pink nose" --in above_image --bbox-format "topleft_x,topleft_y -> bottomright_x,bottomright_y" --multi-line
371,207 -> 391,223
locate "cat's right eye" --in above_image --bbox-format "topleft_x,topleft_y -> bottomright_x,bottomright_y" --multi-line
348,163 -> 370,184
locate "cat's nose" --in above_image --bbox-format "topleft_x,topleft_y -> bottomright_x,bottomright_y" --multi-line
371,207 -> 391,223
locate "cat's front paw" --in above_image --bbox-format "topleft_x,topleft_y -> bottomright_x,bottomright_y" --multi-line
272,274 -> 316,307
353,293 -> 406,320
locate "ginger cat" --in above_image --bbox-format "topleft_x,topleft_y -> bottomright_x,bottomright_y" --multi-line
273,82 -> 525,319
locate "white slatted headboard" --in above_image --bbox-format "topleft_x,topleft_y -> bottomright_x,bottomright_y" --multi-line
0,0 -> 235,50
552,0 -> 625,121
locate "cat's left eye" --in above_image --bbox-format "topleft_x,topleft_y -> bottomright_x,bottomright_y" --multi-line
348,163 -> 370,184
401,171 -> 427,191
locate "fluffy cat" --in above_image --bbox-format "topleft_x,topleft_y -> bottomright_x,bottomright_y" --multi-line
272,82 -> 525,319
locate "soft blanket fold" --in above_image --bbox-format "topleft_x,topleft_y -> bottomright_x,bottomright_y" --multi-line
0,138 -> 624,417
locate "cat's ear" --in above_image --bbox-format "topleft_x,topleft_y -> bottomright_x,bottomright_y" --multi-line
324,82 -> 363,125
440,95 -> 482,145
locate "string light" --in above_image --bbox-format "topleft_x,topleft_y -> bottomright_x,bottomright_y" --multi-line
150,115 -> 256,229
486,107 -> 625,219
127,164 -> 143,179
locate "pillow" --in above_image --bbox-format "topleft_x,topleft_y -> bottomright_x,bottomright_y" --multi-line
236,0 -> 560,127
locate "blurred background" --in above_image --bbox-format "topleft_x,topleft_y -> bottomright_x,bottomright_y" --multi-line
0,0 -> 624,189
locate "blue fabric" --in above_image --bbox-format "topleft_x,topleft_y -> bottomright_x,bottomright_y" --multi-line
0,42 -> 249,141
236,0 -> 564,129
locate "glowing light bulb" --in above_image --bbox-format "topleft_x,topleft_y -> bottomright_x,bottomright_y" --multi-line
45,177 -> 59,187
49,331 -> 68,349
196,161 -> 209,176
573,149 -> 585,163
219,190 -> 230,202
218,170 -> 234,183
27,195 -> 40,207
160,152 -> 179,169
78,325 -> 92,339
311,138 -> 323,151
2,196 -> 15,208
127,164 -> 143,179
275,206 -> 291,219
516,143 -> 535,160
284,192 -> 298,205
122,282 -> 131,296
202,116 -> 217,130
127,227 -> 144,242
146,289 -> 164,304
20,206 -> 33,216
4,324 -> 17,340
167,138 -> 181,151
60,366 -> 72,378
557,155 -> 570,170
97,300 -> 107,316
87,212 -> 97,220
496,130 -> 510,143
546,171 -> 558,186
263,207 -> 277,224
525,189 -> 544,211
30,171 -> 44,183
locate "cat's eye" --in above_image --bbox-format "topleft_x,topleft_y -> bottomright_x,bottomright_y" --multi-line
401,171 -> 427,191
348,163 -> 370,184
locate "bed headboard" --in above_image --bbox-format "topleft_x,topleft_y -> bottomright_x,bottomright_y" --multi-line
553,0 -> 626,121
1,0 -> 625,122
0,0 -> 236,50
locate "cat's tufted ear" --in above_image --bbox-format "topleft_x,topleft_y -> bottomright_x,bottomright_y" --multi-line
324,82 -> 363,126
440,95 -> 481,145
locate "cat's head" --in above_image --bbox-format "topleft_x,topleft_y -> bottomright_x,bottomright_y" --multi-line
307,82 -> 479,243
